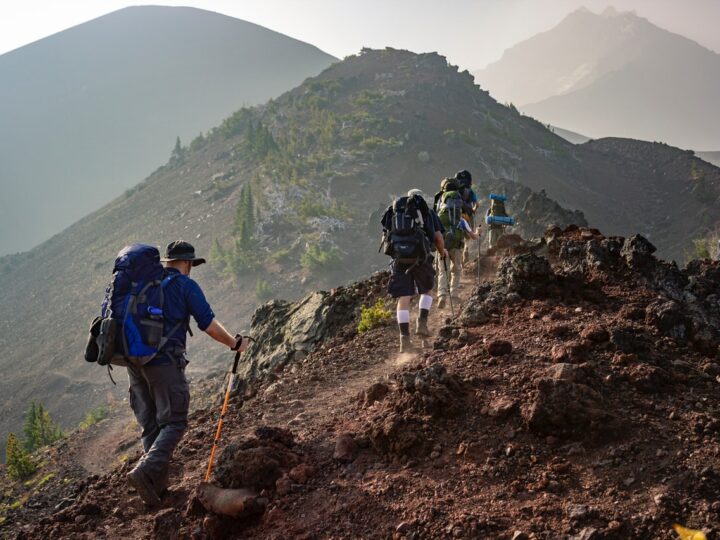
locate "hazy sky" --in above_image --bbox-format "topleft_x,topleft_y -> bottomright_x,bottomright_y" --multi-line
1,0 -> 719,70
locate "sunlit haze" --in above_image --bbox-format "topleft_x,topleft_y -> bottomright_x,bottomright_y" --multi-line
1,0 -> 719,70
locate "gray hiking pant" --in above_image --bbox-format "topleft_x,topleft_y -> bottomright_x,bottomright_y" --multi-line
127,360 -> 189,485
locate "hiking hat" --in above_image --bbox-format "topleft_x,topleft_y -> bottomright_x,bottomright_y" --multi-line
455,170 -> 472,184
407,188 -> 427,202
161,240 -> 206,266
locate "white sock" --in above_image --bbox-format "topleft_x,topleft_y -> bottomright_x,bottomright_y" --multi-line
396,310 -> 410,324
419,294 -> 433,310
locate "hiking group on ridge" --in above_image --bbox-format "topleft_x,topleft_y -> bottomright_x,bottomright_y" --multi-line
80,169 -> 514,506
381,169 -> 513,352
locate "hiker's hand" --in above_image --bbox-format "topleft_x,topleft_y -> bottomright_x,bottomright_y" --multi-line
231,334 -> 248,352
442,249 -> 449,258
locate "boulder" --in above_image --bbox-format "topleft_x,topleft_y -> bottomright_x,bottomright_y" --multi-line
645,300 -> 689,339
333,433 -> 358,463
621,234 -> 656,271
523,378 -> 623,440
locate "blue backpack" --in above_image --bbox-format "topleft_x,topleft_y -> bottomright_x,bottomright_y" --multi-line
86,244 -> 183,367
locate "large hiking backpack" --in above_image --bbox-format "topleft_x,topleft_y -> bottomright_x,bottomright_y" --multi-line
383,195 -> 431,264
85,244 -> 182,367
489,198 -> 508,218
438,190 -> 465,249
433,178 -> 458,211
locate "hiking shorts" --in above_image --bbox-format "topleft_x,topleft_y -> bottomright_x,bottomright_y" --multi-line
387,258 -> 435,298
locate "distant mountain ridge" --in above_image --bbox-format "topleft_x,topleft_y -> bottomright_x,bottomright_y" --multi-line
474,7 -> 720,150
0,5 -> 336,255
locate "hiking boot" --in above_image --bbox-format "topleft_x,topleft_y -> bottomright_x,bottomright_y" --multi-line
155,466 -> 169,497
127,467 -> 161,506
416,318 -> 431,337
438,297 -> 447,309
399,334 -> 415,353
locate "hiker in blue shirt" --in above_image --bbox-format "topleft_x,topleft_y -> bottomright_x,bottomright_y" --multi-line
126,240 -> 247,506
455,170 -> 480,265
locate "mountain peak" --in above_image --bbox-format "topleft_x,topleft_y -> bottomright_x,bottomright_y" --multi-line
601,6 -> 620,17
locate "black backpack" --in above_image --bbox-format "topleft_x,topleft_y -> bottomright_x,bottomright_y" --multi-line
383,195 -> 431,264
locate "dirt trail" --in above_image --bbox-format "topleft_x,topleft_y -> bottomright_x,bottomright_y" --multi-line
252,284 -> 470,433
70,408 -> 140,476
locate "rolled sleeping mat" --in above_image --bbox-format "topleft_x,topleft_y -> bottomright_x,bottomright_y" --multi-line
489,193 -> 507,202
485,215 -> 515,226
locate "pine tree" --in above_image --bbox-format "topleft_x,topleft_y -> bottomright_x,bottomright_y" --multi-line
23,401 -> 63,452
209,238 -> 226,265
245,185 -> 255,234
233,185 -> 255,245
234,186 -> 248,235
23,401 -> 38,451
5,433 -> 36,480
170,136 -> 185,164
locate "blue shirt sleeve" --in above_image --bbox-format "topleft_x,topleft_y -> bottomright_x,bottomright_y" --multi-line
470,189 -> 479,203
184,279 -> 215,331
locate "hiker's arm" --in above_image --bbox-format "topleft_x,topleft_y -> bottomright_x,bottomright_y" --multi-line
205,319 -> 248,352
434,231 -> 448,258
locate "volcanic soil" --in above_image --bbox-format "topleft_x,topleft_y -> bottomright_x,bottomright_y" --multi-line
4,227 -> 720,539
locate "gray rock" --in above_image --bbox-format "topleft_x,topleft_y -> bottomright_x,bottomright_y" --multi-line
567,503 -> 589,520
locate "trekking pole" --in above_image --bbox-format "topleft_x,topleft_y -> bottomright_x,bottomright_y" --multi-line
477,237 -> 481,284
204,336 -> 255,482
442,256 -> 455,318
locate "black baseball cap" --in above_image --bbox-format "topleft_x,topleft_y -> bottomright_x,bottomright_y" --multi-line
160,240 -> 206,266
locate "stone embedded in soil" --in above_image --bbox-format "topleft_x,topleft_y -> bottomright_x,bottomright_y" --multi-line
523,378 -> 623,440
197,483 -> 267,519
547,363 -> 581,382
573,528 -> 599,540
567,503 -> 589,520
645,300 -> 689,339
580,325 -> 609,342
288,463 -> 315,484
550,342 -> 585,363
362,382 -> 390,406
487,340 -> 512,356
153,508 -> 181,540
487,396 -> 517,418
333,433 -> 359,463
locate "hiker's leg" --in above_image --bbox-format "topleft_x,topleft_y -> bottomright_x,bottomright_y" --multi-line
135,363 -> 189,488
489,227 -> 501,250
127,365 -> 159,452
389,261 -> 417,352
396,296 -> 411,335
449,249 -> 463,295
437,253 -> 450,299
413,260 -> 435,336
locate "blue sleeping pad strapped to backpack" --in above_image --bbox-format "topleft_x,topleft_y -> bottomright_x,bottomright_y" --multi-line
100,244 -> 181,366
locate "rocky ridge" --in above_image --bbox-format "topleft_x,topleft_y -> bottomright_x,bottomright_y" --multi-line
3,226 -> 720,538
